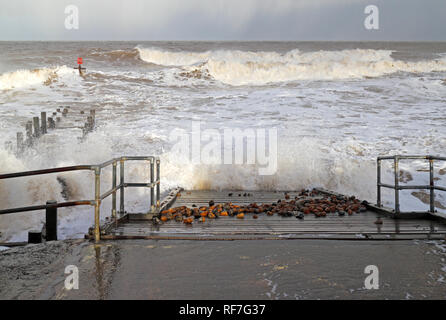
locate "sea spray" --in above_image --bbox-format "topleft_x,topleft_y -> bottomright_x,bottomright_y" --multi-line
0,66 -> 77,90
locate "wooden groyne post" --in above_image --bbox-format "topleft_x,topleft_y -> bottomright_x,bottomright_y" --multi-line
41,112 -> 47,134
25,121 -> 33,146
33,117 -> 40,138
13,106 -> 97,156
16,132 -> 24,154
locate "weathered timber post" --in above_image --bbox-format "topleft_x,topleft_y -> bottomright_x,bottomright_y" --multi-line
28,231 -> 42,244
87,116 -> 93,132
45,200 -> 58,241
41,112 -> 47,134
48,117 -> 55,129
33,116 -> 40,138
25,121 -> 33,146
16,132 -> 24,155
90,109 -> 95,127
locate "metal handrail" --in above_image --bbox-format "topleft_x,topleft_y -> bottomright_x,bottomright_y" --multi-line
377,155 -> 445,216
0,156 -> 160,241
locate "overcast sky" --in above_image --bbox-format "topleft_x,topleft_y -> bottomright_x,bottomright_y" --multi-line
0,0 -> 445,41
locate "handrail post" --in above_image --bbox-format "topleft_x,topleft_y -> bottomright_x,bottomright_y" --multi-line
112,161 -> 117,219
394,156 -> 400,215
150,158 -> 155,213
429,158 -> 435,213
377,158 -> 381,207
46,200 -> 57,241
94,167 -> 101,242
156,159 -> 160,212
120,159 -> 125,215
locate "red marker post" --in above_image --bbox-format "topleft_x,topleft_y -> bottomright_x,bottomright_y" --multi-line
74,57 -> 86,75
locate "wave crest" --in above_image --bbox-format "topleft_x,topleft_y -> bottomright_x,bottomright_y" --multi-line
137,47 -> 446,85
89,48 -> 140,62
0,66 -> 75,90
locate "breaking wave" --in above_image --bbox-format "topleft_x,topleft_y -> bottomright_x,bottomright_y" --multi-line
0,66 -> 76,90
89,48 -> 140,63
136,47 -> 446,85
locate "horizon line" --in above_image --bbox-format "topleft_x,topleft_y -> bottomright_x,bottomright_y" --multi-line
1,39 -> 446,43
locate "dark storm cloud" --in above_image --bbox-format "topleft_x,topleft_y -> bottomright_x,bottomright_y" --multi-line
0,0 -> 444,41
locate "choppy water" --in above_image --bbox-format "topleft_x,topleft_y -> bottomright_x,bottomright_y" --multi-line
1,41 -> 446,241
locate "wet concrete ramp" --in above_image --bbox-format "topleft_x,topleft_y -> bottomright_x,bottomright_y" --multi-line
99,190 -> 446,240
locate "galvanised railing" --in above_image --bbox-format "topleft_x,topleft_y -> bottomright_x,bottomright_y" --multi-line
0,156 -> 160,241
377,155 -> 446,216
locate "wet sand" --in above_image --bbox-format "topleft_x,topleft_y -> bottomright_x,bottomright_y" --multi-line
1,239 -> 446,300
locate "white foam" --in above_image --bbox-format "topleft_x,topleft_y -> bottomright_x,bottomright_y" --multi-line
137,48 -> 446,85
0,66 -> 77,90
0,45 -> 445,242
137,47 -> 209,66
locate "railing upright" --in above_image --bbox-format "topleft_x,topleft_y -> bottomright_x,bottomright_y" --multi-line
156,159 -> 161,211
94,167 -> 101,242
394,156 -> 400,215
429,158 -> 435,213
120,159 -> 125,215
377,158 -> 381,207
150,158 -> 155,212
112,161 -> 117,219
376,155 -> 445,216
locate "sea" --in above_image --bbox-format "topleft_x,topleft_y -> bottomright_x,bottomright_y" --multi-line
0,41 -> 445,241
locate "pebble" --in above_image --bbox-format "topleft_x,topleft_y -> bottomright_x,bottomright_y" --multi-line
159,188 -> 366,224
374,217 -> 383,225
